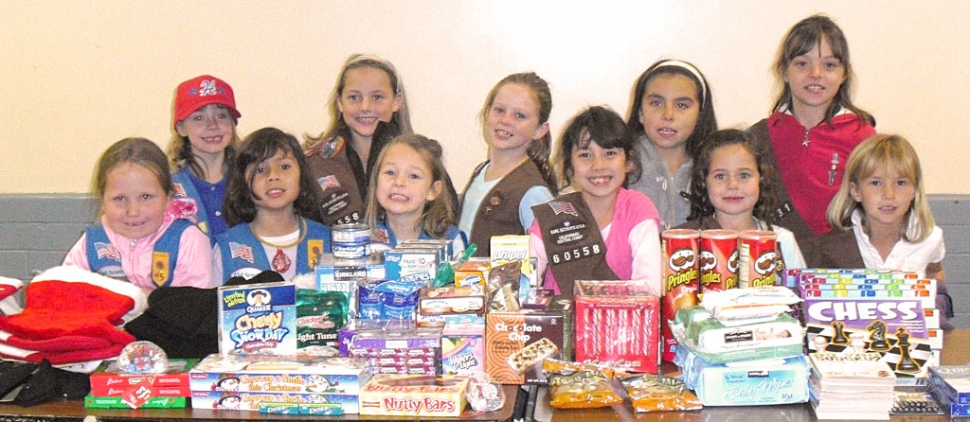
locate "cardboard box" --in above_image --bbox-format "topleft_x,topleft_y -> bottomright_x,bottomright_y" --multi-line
418,285 -> 486,316
218,282 -> 297,356
929,365 -> 970,405
485,310 -> 564,384
358,375 -> 469,417
441,316 -> 485,376
189,353 -> 369,395
191,390 -> 358,413
454,258 -> 489,287
574,280 -> 660,373
384,248 -> 440,282
89,359 -> 197,397
84,395 -> 187,409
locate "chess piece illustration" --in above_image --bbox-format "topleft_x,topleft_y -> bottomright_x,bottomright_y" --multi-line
831,321 -> 849,345
813,335 -> 828,353
849,332 -> 866,353
867,320 -> 890,351
895,327 -> 921,374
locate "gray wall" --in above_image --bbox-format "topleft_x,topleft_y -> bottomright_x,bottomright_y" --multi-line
0,193 -> 966,327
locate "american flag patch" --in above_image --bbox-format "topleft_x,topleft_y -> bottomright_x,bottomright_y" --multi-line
229,242 -> 255,264
318,175 -> 341,191
549,201 -> 578,216
94,242 -> 121,261
173,183 -> 187,197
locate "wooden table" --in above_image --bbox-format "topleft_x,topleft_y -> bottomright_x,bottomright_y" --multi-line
0,385 -> 521,422
533,329 -> 970,422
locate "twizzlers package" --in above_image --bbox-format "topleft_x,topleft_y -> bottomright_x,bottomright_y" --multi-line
218,282 -> 297,355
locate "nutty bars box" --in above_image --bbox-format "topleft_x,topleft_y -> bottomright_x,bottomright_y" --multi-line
358,375 -> 470,417
485,310 -> 564,384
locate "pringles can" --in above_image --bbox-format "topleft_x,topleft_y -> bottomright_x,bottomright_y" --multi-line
738,230 -> 778,288
660,229 -> 699,362
699,229 -> 739,293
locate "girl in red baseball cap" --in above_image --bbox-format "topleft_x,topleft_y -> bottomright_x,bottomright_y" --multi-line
167,75 -> 242,240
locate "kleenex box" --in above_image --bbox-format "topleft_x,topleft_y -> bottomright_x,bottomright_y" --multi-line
676,345 -> 809,406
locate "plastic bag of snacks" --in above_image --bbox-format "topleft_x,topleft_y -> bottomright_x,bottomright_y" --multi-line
618,374 -> 702,413
464,372 -> 505,412
542,359 -> 622,409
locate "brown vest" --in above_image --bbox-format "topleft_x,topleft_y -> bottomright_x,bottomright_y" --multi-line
305,123 -> 400,227
532,192 -> 618,297
462,160 -> 550,257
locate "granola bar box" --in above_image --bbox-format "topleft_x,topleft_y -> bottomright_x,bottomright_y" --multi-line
485,310 -> 564,385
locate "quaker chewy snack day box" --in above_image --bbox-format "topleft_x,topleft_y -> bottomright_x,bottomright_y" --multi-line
218,282 -> 297,356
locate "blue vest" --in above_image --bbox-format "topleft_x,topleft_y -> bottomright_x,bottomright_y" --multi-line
171,169 -> 211,237
84,219 -> 191,288
216,218 -> 332,280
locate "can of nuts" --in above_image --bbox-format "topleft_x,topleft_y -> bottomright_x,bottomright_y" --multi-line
699,229 -> 739,293
738,230 -> 779,288
660,229 -> 700,362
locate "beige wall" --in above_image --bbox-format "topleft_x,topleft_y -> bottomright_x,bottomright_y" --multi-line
2,1 -> 968,194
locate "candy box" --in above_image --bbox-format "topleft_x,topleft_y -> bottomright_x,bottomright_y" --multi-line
191,390 -> 359,413
190,354 -> 368,395
218,281 -> 297,356
418,285 -> 486,316
574,280 -> 660,373
441,315 -> 485,376
338,319 -> 416,356
358,375 -> 470,417
89,358 -> 197,397
485,309 -> 564,384
455,258 -> 489,287
84,395 -> 187,409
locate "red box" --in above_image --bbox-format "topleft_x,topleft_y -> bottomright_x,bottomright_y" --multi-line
573,280 -> 660,373
89,359 -> 196,397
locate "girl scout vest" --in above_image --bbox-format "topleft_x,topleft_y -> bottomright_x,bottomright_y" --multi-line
463,160 -> 550,257
84,219 -> 192,288
306,122 -> 400,227
217,218 -> 331,280
532,192 -> 619,296
171,169 -> 211,236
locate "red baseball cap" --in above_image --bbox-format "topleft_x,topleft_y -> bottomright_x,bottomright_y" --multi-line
173,75 -> 241,128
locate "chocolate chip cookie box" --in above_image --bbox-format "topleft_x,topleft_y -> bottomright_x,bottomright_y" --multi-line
358,374 -> 470,417
218,282 -> 297,356
189,353 -> 370,396
485,310 -> 564,385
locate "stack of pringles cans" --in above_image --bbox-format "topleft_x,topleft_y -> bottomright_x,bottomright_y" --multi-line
659,229 -> 780,362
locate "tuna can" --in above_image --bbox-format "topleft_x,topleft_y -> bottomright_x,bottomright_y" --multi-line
331,223 -> 371,244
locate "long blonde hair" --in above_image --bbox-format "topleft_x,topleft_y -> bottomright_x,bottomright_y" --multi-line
305,54 -> 412,150
826,134 -> 934,242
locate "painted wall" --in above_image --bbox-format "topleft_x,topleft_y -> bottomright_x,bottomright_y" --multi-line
2,1 -> 968,194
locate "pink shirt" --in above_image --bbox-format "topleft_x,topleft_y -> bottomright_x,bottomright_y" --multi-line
63,213 -> 214,291
530,188 -> 662,296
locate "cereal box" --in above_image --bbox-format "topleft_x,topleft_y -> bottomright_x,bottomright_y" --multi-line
384,248 -> 440,282
218,282 -> 297,356
485,310 -> 564,384
358,375 -> 470,417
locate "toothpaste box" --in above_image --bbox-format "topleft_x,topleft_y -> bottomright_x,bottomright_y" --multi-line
218,282 -> 297,356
